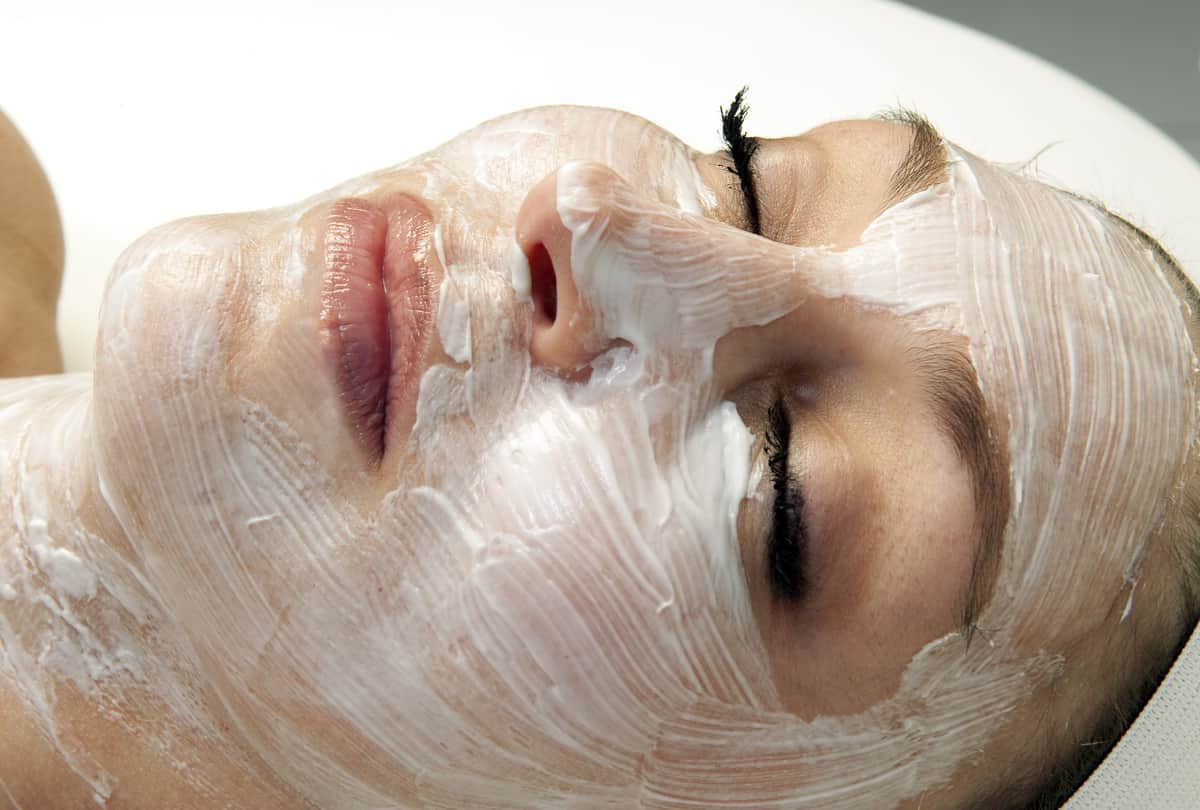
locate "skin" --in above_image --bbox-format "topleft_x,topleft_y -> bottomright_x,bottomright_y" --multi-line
0,106 -> 1191,809
0,109 -> 64,378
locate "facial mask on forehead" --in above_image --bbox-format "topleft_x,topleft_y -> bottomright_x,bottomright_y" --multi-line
1,111 -> 1192,810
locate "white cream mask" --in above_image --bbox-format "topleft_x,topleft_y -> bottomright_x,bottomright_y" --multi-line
0,107 -> 1192,809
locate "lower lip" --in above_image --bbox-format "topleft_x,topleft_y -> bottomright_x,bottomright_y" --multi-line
319,194 -> 434,462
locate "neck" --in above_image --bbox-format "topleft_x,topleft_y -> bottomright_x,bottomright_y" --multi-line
0,374 -> 299,808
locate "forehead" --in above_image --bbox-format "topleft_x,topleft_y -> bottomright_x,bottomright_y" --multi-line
932,147 -> 1194,641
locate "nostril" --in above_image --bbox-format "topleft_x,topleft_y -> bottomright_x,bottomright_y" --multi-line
528,242 -> 558,325
517,169 -> 603,375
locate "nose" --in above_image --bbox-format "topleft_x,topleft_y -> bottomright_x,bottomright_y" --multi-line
514,170 -> 615,378
512,161 -> 871,397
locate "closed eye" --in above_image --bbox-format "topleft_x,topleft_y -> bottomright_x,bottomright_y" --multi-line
765,398 -> 809,602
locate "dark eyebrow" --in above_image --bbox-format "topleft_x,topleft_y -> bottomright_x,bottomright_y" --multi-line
907,341 -> 1011,643
877,108 -> 1006,638
873,107 -> 951,210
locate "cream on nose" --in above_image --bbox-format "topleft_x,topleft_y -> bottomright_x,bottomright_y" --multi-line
514,170 -> 611,377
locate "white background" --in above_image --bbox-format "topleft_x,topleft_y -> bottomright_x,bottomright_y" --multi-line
3,0 -> 1200,372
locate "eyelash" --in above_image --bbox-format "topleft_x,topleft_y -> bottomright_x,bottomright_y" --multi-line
721,91 -> 807,601
765,399 -> 809,602
720,87 -> 762,235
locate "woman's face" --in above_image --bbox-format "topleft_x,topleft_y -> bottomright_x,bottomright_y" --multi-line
91,106 -> 1193,807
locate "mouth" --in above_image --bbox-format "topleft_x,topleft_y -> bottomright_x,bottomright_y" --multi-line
319,194 -> 435,463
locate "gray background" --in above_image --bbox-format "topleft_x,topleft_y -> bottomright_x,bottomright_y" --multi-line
899,0 -> 1200,160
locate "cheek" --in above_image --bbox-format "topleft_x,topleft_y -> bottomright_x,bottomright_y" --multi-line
219,386 -> 782,805
435,392 -> 772,707
97,282 -> 784,805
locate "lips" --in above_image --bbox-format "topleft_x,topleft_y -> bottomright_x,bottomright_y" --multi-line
319,194 -> 434,462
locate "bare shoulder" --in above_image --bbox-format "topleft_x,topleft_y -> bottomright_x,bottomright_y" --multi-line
0,108 -> 64,376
